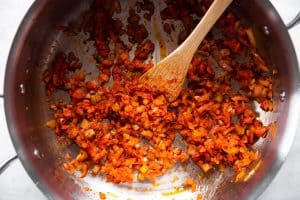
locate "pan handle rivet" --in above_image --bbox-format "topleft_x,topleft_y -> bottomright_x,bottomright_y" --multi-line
279,90 -> 286,102
19,83 -> 26,94
262,26 -> 270,35
33,149 -> 42,159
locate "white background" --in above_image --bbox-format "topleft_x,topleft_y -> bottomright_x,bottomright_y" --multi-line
0,0 -> 300,199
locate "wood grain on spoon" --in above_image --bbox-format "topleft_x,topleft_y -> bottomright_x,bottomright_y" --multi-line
140,0 -> 233,101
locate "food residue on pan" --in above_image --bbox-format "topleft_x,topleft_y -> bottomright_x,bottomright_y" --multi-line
83,186 -> 92,192
182,178 -> 197,192
171,175 -> 179,183
152,180 -> 161,187
44,0 -> 276,198
268,122 -> 277,139
153,16 -> 168,60
99,192 -> 106,200
161,187 -> 186,196
197,193 -> 203,200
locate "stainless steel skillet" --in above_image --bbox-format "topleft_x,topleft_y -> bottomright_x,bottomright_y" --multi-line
1,0 -> 300,199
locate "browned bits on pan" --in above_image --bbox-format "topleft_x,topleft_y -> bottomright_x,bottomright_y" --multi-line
43,52 -> 82,95
136,0 -> 155,20
127,9 -> 149,43
68,52 -> 83,70
163,23 -> 172,34
54,25 -> 77,36
45,0 -> 275,184
160,0 -> 212,37
81,0 -> 125,60
134,40 -> 155,60
112,0 -> 121,13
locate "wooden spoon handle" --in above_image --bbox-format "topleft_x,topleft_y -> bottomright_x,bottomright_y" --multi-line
175,0 -> 233,60
140,0 -> 233,100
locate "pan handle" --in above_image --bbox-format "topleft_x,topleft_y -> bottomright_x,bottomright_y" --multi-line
287,12 -> 300,29
0,155 -> 18,175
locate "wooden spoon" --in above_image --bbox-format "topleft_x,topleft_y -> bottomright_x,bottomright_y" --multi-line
140,0 -> 233,100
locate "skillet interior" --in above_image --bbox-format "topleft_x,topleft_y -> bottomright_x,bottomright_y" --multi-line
4,0 -> 300,199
